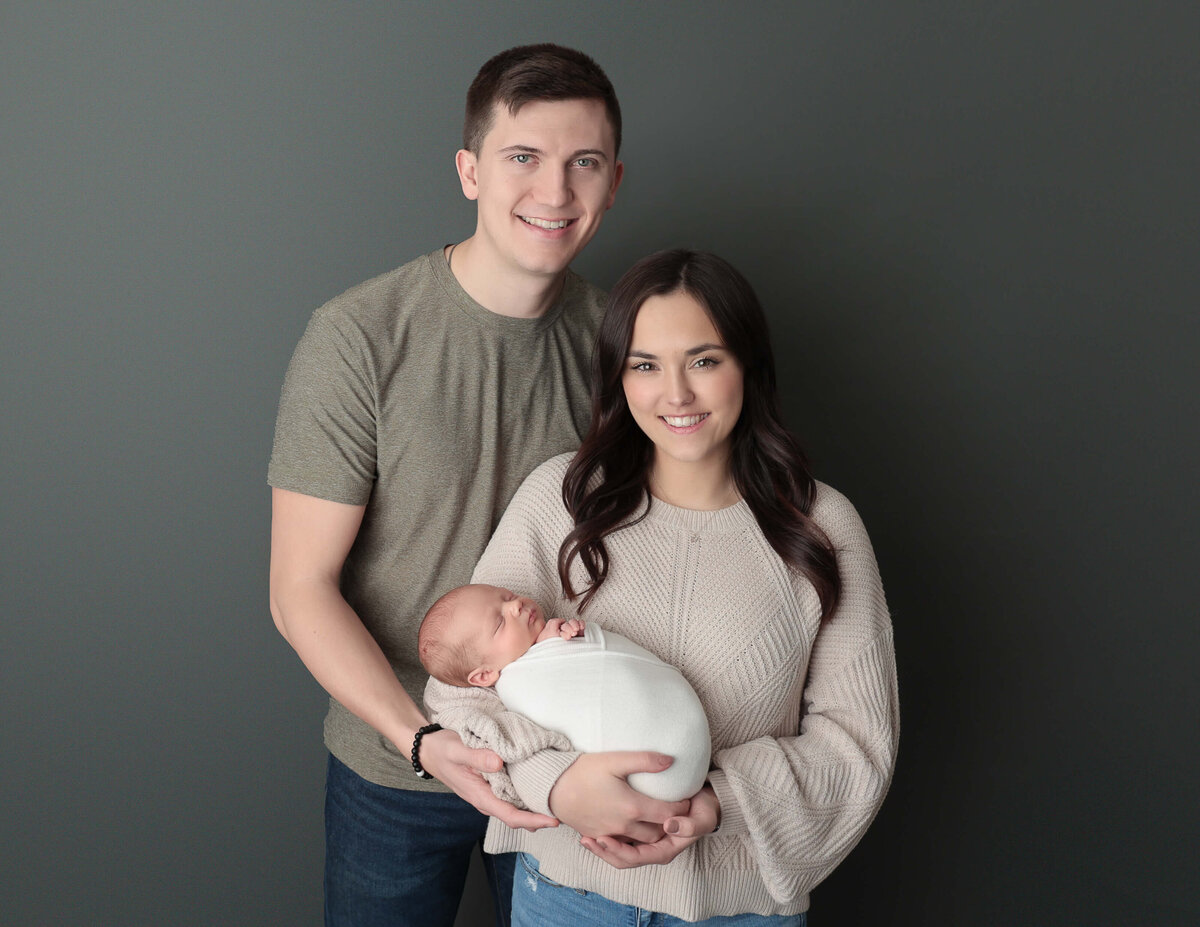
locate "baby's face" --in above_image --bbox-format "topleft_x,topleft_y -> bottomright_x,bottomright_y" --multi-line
456,584 -> 547,673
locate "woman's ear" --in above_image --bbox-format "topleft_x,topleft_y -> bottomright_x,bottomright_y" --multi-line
467,666 -> 499,688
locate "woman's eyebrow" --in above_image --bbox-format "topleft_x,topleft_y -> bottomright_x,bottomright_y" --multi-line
627,343 -> 725,359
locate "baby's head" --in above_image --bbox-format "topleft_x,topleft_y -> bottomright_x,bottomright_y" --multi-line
419,584 -> 548,688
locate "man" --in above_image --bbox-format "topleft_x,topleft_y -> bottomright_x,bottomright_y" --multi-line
268,45 -> 623,925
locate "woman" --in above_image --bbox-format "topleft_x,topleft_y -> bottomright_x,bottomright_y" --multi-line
426,250 -> 898,925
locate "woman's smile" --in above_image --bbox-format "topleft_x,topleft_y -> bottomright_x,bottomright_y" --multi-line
660,413 -> 710,431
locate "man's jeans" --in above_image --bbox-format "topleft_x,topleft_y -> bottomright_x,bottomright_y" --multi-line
512,852 -> 808,927
324,753 -> 515,927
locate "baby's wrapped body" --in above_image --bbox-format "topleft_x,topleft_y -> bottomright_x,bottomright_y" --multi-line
495,623 -> 711,801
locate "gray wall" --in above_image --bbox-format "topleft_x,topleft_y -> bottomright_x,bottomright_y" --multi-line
2,3 -> 1196,925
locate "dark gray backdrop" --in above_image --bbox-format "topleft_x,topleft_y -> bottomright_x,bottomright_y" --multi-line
2,3 -> 1196,925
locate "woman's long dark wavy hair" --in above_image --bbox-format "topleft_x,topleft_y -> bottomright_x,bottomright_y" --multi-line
558,249 -> 841,617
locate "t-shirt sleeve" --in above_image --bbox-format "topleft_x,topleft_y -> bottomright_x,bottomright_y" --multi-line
268,311 -> 377,504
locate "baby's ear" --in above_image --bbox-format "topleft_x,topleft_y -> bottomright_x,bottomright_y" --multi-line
467,667 -> 500,688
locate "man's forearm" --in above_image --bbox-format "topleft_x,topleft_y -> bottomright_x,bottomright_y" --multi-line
272,578 -> 426,751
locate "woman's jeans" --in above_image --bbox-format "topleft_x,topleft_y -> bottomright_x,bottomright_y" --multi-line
512,852 -> 808,927
324,753 -> 515,927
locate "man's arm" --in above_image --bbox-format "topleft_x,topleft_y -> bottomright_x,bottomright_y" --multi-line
268,487 -> 556,830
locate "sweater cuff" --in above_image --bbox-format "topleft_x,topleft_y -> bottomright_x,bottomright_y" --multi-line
706,769 -> 749,837
508,749 -> 581,817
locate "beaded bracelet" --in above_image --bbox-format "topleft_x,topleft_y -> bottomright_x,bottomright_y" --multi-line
411,723 -> 443,780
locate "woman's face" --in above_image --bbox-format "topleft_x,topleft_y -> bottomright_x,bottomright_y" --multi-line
621,289 -> 744,474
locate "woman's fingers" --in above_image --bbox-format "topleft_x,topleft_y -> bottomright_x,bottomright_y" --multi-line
548,752 -> 688,839
623,821 -> 672,845
580,833 -> 695,869
663,785 -> 720,838
663,815 -> 698,837
598,750 -> 674,779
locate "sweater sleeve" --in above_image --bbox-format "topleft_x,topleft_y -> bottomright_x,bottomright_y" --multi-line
423,455 -> 582,814
705,486 -> 899,902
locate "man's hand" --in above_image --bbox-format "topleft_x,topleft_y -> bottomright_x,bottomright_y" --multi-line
548,752 -> 691,844
418,728 -> 559,832
579,784 -> 721,869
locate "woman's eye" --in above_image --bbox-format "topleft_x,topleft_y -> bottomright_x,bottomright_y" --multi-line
631,362 -> 654,372
694,357 -> 718,368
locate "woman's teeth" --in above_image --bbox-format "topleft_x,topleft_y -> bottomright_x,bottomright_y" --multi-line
662,414 -> 707,427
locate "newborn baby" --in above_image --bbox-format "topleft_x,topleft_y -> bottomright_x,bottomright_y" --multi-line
418,583 -> 711,802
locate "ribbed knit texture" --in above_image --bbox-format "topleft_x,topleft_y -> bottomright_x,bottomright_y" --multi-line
426,454 -> 899,920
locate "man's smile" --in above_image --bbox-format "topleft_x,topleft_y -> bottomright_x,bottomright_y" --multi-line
519,216 -> 574,230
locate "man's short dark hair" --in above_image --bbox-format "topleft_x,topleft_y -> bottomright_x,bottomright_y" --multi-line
464,43 -> 621,155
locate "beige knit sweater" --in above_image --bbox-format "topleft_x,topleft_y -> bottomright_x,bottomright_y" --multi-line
426,454 -> 899,920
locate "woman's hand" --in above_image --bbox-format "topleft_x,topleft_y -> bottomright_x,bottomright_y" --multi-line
580,784 -> 721,869
418,728 -> 559,832
548,752 -> 691,844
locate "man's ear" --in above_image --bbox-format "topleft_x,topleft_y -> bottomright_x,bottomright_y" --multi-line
455,149 -> 479,201
467,666 -> 499,688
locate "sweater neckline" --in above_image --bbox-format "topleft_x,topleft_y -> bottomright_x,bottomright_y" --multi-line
640,495 -> 756,533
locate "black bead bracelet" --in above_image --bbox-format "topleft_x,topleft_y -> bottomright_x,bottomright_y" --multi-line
410,723 -> 442,779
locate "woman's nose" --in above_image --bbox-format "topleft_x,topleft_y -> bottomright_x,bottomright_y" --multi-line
665,370 -> 694,405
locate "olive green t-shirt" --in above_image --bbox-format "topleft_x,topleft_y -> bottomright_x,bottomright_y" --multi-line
268,248 -> 605,790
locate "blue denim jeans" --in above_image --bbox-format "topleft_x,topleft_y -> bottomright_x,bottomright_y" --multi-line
512,852 -> 807,927
324,753 -> 516,927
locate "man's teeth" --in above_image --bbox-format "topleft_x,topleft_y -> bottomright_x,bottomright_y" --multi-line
662,414 -> 707,427
521,216 -> 570,230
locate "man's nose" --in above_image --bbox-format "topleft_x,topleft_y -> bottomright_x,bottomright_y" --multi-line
533,165 -> 571,208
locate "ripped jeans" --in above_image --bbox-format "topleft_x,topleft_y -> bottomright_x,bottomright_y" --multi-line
511,852 -> 808,927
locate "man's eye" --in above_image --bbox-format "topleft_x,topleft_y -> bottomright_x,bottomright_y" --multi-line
512,154 -> 532,164
574,157 -> 597,168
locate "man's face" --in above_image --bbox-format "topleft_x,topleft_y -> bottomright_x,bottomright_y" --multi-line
456,98 -> 623,280
454,584 -> 547,680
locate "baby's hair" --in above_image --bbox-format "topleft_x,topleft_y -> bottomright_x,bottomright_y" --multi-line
418,587 -> 480,687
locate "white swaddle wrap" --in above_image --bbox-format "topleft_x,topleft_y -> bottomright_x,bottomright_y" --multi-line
494,624 -> 711,801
